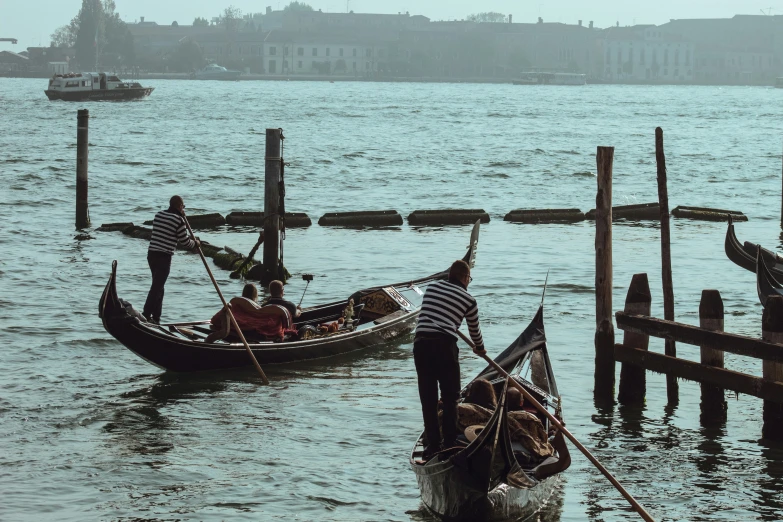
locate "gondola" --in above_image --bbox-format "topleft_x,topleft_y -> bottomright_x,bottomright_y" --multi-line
724,215 -> 783,277
99,222 -> 480,372
756,250 -> 783,308
409,298 -> 566,521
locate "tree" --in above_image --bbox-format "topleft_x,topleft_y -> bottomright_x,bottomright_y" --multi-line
193,17 -> 209,27
466,12 -> 507,23
169,39 -> 205,72
284,1 -> 314,12
75,0 -> 103,69
50,16 -> 79,47
220,6 -> 242,32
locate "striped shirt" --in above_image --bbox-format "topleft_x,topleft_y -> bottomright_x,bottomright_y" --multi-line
415,279 -> 484,349
148,209 -> 195,254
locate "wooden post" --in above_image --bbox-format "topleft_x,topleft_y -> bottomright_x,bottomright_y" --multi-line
655,127 -> 678,403
699,289 -> 727,423
262,128 -> 282,286
594,146 -> 615,401
76,109 -> 90,229
762,295 -> 783,440
618,273 -> 651,405
780,140 -> 782,230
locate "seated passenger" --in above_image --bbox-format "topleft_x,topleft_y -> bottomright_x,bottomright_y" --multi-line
464,379 -> 497,410
208,287 -> 293,342
267,279 -> 302,318
505,386 -> 554,458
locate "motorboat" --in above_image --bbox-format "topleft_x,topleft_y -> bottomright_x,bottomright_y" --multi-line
513,72 -> 586,85
192,64 -> 242,81
45,72 -> 153,101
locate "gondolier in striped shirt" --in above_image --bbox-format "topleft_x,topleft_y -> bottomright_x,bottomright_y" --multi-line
414,259 -> 486,459
142,195 -> 200,324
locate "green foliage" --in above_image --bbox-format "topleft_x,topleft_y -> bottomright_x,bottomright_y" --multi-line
193,17 -> 209,27
466,12 -> 508,23
283,1 -> 314,12
69,0 -> 135,68
168,40 -> 205,72
221,5 -> 242,32
50,16 -> 79,47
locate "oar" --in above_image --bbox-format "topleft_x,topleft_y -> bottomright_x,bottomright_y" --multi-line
182,214 -> 270,385
230,231 -> 265,279
456,330 -> 655,522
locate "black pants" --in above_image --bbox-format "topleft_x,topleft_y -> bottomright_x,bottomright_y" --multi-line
413,335 -> 461,449
143,251 -> 172,321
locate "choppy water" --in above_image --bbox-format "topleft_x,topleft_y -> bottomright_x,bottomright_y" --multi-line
2,78 -> 783,521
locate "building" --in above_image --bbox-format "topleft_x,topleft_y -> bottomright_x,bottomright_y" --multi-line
0,50 -> 29,72
598,25 -> 695,82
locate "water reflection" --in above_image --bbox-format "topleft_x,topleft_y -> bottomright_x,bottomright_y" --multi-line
755,439 -> 783,520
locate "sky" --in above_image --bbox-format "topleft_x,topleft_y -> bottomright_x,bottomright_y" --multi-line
0,0 -> 779,50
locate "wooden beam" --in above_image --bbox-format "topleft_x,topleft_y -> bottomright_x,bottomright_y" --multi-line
615,312 -> 783,363
614,344 -> 783,404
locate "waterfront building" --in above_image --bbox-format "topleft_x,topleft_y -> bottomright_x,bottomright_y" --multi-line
598,25 -> 694,83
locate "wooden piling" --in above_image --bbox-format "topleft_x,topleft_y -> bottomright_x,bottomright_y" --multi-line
762,295 -> 783,440
262,128 -> 282,286
594,146 -> 615,401
656,127 -> 678,403
699,289 -> 727,422
76,109 -> 90,229
618,273 -> 651,405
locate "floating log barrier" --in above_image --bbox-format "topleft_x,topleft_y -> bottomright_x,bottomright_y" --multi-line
585,203 -> 660,221
318,210 -> 403,227
671,206 -> 748,222
226,211 -> 311,228
97,222 -> 134,232
144,213 -> 226,229
504,208 -> 585,224
122,225 -> 152,241
407,209 -> 490,226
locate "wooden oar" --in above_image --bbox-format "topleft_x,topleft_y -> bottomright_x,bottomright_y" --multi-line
183,215 -> 270,385
456,330 -> 655,522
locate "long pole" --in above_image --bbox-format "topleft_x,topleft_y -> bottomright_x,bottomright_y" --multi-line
457,330 -> 655,522
595,146 -> 615,401
183,215 -> 269,385
655,127 -> 678,403
263,129 -> 282,284
76,109 -> 90,229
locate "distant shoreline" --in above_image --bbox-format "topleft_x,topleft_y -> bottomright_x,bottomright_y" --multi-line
1,71 -> 777,87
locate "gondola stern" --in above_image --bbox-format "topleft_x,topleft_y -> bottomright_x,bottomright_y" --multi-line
99,260 -> 122,319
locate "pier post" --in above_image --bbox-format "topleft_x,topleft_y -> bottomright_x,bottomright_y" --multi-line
618,273 -> 650,405
261,128 -> 282,286
699,289 -> 727,423
76,109 -> 90,229
762,295 -> 783,440
656,127 -> 678,404
594,146 -> 615,402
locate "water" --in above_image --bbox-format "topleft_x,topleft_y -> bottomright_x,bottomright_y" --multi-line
2,78 -> 783,521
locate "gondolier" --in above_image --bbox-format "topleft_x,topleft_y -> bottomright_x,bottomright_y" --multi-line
413,259 -> 486,459
142,195 -> 199,324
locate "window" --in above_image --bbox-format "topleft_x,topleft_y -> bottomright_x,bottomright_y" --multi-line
353,61 -> 356,70
65,81 -> 79,87
269,60 -> 276,73
298,60 -> 302,68
685,51 -> 690,66
312,48 -> 317,56
616,49 -> 621,64
663,49 -> 668,65
352,48 -> 357,57
270,46 -> 277,56
366,48 -> 372,57
326,48 -> 330,56
284,46 -> 289,55
664,68 -> 668,75
339,48 -> 344,57
298,47 -> 304,56
366,61 -> 370,70
674,69 -> 679,77
640,49 -> 645,65
674,51 -> 679,66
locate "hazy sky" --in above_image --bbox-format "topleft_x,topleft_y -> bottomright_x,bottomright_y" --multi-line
0,0 -> 774,50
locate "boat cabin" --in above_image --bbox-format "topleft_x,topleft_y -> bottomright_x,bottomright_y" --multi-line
47,72 -> 143,92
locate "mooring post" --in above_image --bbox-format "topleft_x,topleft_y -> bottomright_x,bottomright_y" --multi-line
655,127 -> 678,404
262,128 -> 282,286
699,289 -> 727,423
594,146 -> 615,401
76,109 -> 90,229
762,295 -> 783,440
618,273 -> 651,405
